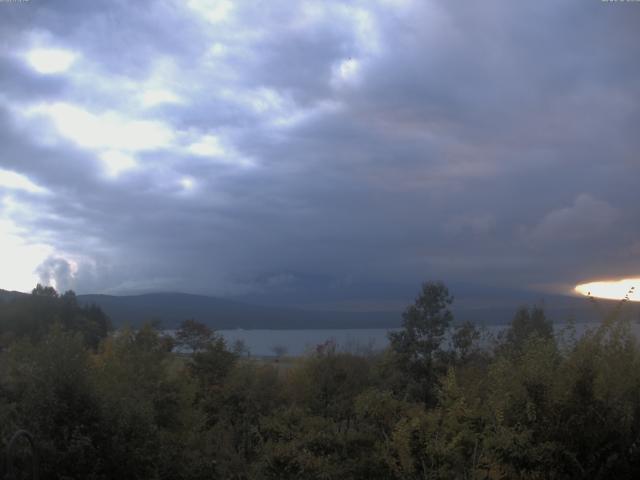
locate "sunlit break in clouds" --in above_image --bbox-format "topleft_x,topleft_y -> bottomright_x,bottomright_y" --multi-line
0,169 -> 48,194
575,278 -> 640,302
25,48 -> 77,74
30,103 -> 175,152
0,222 -> 52,292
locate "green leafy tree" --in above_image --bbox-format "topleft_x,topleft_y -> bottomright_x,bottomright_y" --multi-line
31,283 -> 58,297
501,305 -> 553,354
0,285 -> 110,349
175,318 -> 214,353
385,369 -> 487,479
0,326 -> 102,479
190,335 -> 237,391
204,363 -> 282,479
451,320 -> 482,364
288,342 -> 370,421
387,281 -> 454,404
92,323 -> 201,479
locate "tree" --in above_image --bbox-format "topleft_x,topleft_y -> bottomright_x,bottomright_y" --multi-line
204,362 -> 283,478
31,283 -> 58,298
390,281 -> 454,358
92,323 -> 199,479
289,347 -> 370,421
1,326 -> 102,478
388,281 -> 454,404
175,318 -> 213,353
451,320 -> 481,363
190,336 -> 238,391
503,305 -> 553,352
232,339 -> 250,357
271,344 -> 288,360
0,285 -> 110,348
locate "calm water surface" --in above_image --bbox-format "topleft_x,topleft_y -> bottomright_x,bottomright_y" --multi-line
215,321 -> 640,356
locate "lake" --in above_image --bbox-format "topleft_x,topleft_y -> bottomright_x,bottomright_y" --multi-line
218,328 -> 394,356
215,320 -> 640,356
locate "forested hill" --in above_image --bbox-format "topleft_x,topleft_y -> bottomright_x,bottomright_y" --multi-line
76,291 -> 624,329
1,288 -> 629,330
76,292 -> 400,329
0,289 -> 27,302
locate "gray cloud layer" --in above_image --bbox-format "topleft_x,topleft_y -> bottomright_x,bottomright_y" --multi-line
1,0 -> 638,306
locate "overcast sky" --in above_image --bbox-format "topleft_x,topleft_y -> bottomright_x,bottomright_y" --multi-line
0,0 -> 638,308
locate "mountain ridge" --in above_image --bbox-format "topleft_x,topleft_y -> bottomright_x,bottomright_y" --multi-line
2,288 -> 636,330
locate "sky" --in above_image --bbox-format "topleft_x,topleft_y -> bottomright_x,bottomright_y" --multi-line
0,0 -> 639,309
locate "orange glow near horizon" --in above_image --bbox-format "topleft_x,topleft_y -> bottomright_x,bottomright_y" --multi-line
575,278 -> 640,302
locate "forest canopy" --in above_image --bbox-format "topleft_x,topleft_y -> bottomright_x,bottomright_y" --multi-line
1,282 -> 640,479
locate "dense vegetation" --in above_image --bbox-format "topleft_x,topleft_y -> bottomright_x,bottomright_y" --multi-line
1,282 -> 640,479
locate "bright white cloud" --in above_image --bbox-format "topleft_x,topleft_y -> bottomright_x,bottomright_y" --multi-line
331,58 -> 361,88
188,134 -> 225,157
377,0 -> 413,8
291,2 -> 327,30
26,48 -> 77,74
99,151 -> 138,177
245,88 -> 286,114
0,226 -> 52,292
31,102 -> 175,152
180,177 -> 195,190
0,169 -> 47,194
187,0 -> 233,23
218,87 -> 290,118
208,42 -> 228,57
272,99 -> 342,128
187,134 -> 255,168
138,57 -> 186,107
141,88 -> 183,107
0,200 -> 53,292
348,7 -> 380,54
36,256 -> 79,292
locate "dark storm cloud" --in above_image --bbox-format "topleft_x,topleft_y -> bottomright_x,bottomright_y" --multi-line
0,0 -> 639,305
